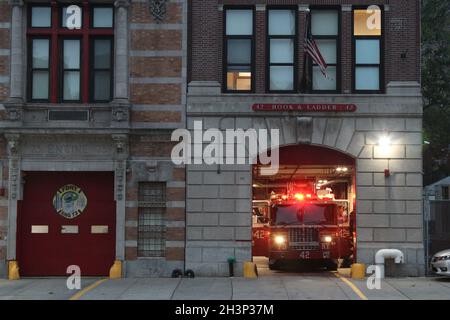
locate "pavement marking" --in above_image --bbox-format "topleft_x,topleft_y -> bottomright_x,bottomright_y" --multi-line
69,278 -> 108,300
333,273 -> 368,300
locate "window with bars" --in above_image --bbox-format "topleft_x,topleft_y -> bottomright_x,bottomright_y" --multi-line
137,182 -> 166,258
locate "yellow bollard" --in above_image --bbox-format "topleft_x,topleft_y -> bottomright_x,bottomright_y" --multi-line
243,262 -> 258,278
351,263 -> 366,279
8,261 -> 20,280
109,260 -> 122,279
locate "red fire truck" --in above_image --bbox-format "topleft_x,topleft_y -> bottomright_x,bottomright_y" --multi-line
267,191 -> 354,270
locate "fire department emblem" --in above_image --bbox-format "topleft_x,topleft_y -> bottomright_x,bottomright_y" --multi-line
53,184 -> 87,219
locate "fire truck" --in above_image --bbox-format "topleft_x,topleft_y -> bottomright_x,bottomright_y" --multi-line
256,187 -> 354,271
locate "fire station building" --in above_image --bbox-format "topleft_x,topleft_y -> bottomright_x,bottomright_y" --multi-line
0,0 -> 187,277
187,0 -> 424,277
0,0 -> 424,279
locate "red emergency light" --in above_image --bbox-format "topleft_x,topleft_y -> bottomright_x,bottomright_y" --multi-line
294,193 -> 304,201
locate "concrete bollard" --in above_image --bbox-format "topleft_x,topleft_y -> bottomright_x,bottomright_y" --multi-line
8,261 -> 20,280
109,260 -> 122,279
243,262 -> 258,278
351,263 -> 366,279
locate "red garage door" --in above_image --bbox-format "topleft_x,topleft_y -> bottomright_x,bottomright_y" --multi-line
17,172 -> 116,276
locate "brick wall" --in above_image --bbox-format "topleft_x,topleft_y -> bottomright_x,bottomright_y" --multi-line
129,0 -> 186,125
126,0 -> 187,275
124,156 -> 186,275
0,1 -> 10,111
189,0 -> 421,90
0,1 -> 10,269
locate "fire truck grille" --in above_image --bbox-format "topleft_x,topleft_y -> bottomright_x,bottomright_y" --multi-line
289,228 -> 320,250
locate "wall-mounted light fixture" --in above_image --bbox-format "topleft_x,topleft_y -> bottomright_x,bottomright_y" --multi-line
378,135 -> 391,149
378,134 -> 391,178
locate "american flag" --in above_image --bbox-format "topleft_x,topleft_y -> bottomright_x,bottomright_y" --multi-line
303,11 -> 329,78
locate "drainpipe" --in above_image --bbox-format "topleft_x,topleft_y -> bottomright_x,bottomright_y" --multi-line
375,249 -> 404,278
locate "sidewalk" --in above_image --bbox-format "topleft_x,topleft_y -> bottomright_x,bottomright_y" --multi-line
1,274 -> 450,300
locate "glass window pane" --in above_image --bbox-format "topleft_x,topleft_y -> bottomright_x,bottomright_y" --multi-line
63,71 -> 80,100
227,39 -> 251,64
270,39 -> 294,63
313,66 -> 336,91
63,40 -> 80,69
62,6 -> 83,28
94,39 -> 111,68
354,8 -> 382,36
226,10 -> 253,35
32,71 -> 49,99
227,66 -> 251,91
94,71 -> 111,101
270,66 -> 293,91
269,10 -> 295,35
31,7 -> 51,27
355,67 -> 380,90
315,39 -> 336,64
311,10 -> 338,36
356,39 -> 380,64
93,7 -> 114,28
32,39 -> 49,68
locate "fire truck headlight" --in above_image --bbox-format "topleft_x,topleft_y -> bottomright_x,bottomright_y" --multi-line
322,235 -> 333,243
274,235 -> 287,245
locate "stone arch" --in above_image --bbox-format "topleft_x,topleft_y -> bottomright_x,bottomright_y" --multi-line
251,116 -> 366,159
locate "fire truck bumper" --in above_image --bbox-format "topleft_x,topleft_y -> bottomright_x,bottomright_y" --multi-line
269,249 -> 339,261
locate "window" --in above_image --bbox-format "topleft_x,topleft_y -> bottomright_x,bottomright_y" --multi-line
267,8 -> 297,92
30,38 -> 50,100
137,183 -> 166,258
353,7 -> 383,92
442,186 -> 449,200
310,9 -> 339,92
27,3 -> 114,103
224,8 -> 254,92
92,38 -> 113,101
62,39 -> 81,101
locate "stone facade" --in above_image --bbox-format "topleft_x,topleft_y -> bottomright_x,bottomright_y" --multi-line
187,0 -> 424,276
0,0 -> 187,278
0,0 -> 425,278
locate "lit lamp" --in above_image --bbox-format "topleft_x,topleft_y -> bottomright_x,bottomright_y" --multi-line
378,135 -> 391,177
378,135 -> 391,149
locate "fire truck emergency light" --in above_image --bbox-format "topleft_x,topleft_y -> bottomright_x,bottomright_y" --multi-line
294,193 -> 304,201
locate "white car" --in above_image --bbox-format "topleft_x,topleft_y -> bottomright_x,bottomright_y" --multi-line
431,249 -> 450,276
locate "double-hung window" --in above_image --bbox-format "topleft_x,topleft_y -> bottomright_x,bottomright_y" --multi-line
267,8 -> 297,92
27,3 -> 114,103
224,8 -> 254,92
310,9 -> 339,92
353,6 -> 383,92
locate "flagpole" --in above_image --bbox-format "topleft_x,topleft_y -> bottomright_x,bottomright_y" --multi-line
301,8 -> 310,93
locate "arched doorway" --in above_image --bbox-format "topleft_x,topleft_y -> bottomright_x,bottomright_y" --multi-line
252,144 -> 356,274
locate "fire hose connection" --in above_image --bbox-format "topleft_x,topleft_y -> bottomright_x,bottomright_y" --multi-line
375,249 -> 405,278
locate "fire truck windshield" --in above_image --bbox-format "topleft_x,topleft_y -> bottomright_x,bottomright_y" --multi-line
271,204 -> 337,226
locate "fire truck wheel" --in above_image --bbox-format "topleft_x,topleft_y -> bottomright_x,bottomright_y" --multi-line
325,260 -> 338,271
342,257 -> 353,268
268,261 -> 280,270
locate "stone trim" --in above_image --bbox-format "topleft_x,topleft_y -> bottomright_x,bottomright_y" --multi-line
114,1 -> 130,103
